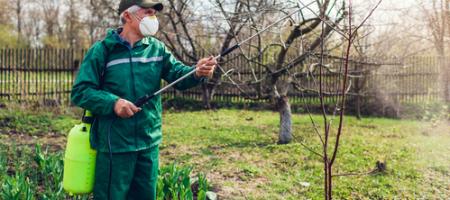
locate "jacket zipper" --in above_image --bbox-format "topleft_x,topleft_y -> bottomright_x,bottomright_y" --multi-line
128,49 -> 138,149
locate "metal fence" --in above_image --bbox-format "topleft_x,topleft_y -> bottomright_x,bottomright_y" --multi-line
0,48 -> 447,106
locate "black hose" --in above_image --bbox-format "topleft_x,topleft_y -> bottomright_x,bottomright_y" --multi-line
107,117 -> 116,200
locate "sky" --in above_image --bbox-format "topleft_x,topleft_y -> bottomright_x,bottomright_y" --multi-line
353,0 -> 421,32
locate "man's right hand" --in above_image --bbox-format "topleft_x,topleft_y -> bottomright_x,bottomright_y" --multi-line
114,99 -> 141,118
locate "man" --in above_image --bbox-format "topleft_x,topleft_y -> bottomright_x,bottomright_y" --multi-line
71,0 -> 217,199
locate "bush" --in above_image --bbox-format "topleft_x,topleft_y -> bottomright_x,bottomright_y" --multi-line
401,101 -> 449,120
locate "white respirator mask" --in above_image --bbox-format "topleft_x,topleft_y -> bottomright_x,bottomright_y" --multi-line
134,15 -> 159,36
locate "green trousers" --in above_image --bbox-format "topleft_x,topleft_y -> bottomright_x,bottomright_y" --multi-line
93,145 -> 159,200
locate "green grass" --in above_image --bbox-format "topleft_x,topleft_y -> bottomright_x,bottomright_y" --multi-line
0,71 -> 73,92
160,110 -> 450,199
0,107 -> 449,199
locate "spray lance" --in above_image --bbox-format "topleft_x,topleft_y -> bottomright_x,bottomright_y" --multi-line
133,3 -> 313,107
62,3 -> 312,196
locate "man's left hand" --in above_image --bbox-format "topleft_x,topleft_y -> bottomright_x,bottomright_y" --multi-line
195,56 -> 217,78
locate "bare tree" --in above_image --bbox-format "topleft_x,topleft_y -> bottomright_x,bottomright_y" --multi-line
357,1 -> 434,58
39,0 -> 60,37
16,0 -> 23,42
88,0 -> 120,36
421,0 -> 449,56
287,1 -> 382,198
421,0 -> 450,101
5,0 -> 30,46
82,0 -> 109,45
159,0 -> 263,108
5,0 -> 37,47
0,0 -> 10,24
65,0 -> 83,49
159,0 -> 346,144
201,0 -> 260,108
318,1 -> 383,198
211,0 -> 345,144
22,9 -> 42,47
212,1 -> 382,198
160,0 -> 202,63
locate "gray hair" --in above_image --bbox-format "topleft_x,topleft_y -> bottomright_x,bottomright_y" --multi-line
120,5 -> 141,25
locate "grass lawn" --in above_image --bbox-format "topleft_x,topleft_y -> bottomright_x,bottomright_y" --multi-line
0,107 -> 449,199
160,109 -> 450,199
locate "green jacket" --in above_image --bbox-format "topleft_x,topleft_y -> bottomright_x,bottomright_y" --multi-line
71,29 -> 202,153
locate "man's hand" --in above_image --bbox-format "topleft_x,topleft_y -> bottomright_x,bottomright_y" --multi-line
195,56 -> 217,78
114,99 -> 141,118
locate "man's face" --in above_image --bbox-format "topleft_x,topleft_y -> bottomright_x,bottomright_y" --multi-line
124,7 -> 157,36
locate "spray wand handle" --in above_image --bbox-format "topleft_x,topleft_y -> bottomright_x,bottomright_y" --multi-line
134,94 -> 155,107
218,44 -> 240,58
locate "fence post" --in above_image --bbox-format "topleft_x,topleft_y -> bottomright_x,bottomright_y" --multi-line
72,60 -> 80,78
445,57 -> 450,102
438,56 -> 449,102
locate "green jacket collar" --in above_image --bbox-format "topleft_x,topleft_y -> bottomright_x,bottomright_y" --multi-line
103,28 -> 152,50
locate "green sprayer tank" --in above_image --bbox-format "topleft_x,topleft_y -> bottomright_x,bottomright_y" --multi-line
63,111 -> 97,194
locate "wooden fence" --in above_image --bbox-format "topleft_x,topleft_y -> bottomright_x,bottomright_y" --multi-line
0,49 -> 80,105
0,48 -> 447,107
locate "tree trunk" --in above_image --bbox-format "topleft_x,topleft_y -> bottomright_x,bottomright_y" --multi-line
327,163 -> 332,199
202,66 -> 223,109
201,84 -> 212,109
16,0 -> 22,45
277,96 -> 293,144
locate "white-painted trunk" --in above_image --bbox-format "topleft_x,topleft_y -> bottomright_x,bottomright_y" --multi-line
277,96 -> 292,144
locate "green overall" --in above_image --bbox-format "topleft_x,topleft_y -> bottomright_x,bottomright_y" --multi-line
71,28 -> 203,199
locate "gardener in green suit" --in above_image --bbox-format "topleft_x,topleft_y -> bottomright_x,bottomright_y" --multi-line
70,0 -> 217,199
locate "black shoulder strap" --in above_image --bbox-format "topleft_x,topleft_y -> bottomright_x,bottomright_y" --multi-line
99,40 -> 110,89
82,40 -> 110,124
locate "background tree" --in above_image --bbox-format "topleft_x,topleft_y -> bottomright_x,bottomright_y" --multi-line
36,0 -> 64,48
14,0 -> 23,45
209,0 -> 346,144
65,0 -> 84,49
87,0 -> 119,41
0,0 -> 26,47
158,0 -> 264,108
421,0 -> 450,100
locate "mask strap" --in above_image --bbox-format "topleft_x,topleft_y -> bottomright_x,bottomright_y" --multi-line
130,12 -> 142,22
